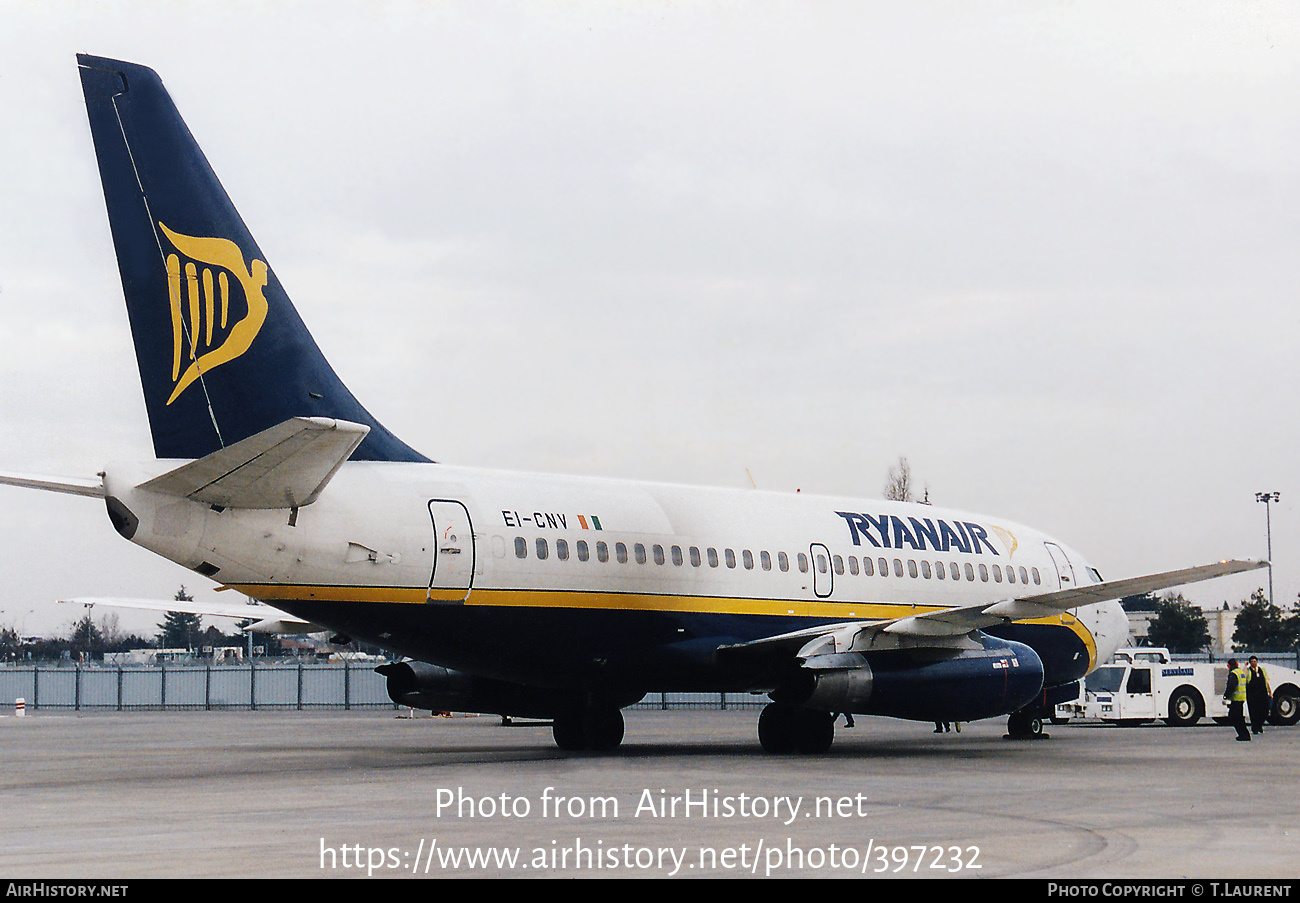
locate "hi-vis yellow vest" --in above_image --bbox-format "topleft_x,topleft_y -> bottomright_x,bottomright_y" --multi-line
1229,668 -> 1247,702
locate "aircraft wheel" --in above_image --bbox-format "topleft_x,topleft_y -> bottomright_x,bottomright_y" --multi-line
759,704 -> 836,754
1007,709 -> 1044,739
1165,687 -> 1203,726
553,705 -> 626,751
758,703 -> 799,753
552,711 -> 587,751
794,709 -> 835,754
584,706 -> 625,751
1269,688 -> 1300,726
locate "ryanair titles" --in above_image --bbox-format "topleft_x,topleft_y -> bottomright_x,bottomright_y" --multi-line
836,512 -> 1000,555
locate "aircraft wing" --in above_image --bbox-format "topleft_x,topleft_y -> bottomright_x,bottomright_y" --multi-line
59,596 -> 319,634
1000,558 -> 1268,611
719,558 -> 1268,662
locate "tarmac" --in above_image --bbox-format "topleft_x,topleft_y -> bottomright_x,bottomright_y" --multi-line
0,707 -> 1295,879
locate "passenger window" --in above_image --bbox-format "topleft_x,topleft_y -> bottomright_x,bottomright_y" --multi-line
907,559 -> 918,578
833,555 -> 844,576
1020,566 -> 1029,584
616,542 -> 628,564
634,543 -> 647,564
1030,567 -> 1039,584
978,563 -> 988,582
993,564 -> 1002,583
964,563 -> 975,581
816,554 -> 827,574
878,558 -> 888,577
653,545 -> 665,565
778,552 -> 789,572
708,548 -> 719,568
950,562 -> 960,581
798,553 -> 809,573
671,546 -> 683,566
863,557 -> 874,577
921,560 -> 931,579
556,538 -> 569,561
760,551 -> 772,571
535,538 -> 549,560
742,550 -> 754,570
725,549 -> 737,569
1006,565 -> 1015,584
514,537 -> 527,559
848,556 -> 859,576
690,547 -> 702,567
577,540 -> 589,562
597,541 -> 609,563
893,559 -> 903,577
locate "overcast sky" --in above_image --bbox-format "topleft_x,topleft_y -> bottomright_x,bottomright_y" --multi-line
1,1 -> 1297,639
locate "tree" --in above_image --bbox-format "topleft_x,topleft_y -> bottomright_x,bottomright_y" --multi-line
97,612 -> 123,647
69,612 -> 105,661
0,625 -> 20,661
1121,593 -> 1159,612
158,586 -> 203,650
884,457 -> 913,502
70,613 -> 103,646
1146,593 -> 1211,654
1233,589 -> 1299,653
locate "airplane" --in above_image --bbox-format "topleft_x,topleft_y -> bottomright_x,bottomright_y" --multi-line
0,54 -> 1266,753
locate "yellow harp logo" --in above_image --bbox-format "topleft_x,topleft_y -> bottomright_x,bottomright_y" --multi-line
989,524 -> 1019,557
160,222 -> 269,405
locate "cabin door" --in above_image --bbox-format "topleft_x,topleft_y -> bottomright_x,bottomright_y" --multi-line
810,542 -> 833,598
1043,542 -> 1076,590
428,499 -> 476,603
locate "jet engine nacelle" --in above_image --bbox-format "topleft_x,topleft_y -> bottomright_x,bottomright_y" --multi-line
376,660 -> 576,719
781,638 -> 1045,723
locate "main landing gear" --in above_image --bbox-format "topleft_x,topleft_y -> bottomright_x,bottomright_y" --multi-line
552,704 -> 625,752
758,703 -> 836,754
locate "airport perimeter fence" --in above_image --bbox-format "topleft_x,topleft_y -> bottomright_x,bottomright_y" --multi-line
12,653 -> 1287,714
0,662 -> 395,712
0,662 -> 760,712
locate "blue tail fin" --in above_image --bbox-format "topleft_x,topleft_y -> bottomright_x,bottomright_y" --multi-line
77,54 -> 429,463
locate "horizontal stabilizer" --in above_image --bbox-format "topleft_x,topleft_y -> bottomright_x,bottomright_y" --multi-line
59,596 -> 318,634
140,417 -> 369,509
0,471 -> 105,498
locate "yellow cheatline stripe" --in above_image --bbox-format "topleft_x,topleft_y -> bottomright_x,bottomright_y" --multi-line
234,583 -> 429,604
235,582 -> 909,618
232,582 -> 1099,655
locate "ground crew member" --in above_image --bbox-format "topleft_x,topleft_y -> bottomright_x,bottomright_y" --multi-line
1224,658 -> 1250,741
1246,655 -> 1272,735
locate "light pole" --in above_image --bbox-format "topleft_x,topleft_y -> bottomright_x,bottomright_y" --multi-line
1256,491 -> 1280,608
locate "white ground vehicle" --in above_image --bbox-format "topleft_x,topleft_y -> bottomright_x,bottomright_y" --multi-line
1076,648 -> 1300,727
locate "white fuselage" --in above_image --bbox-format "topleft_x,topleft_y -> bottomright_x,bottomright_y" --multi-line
103,459 -> 1128,690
